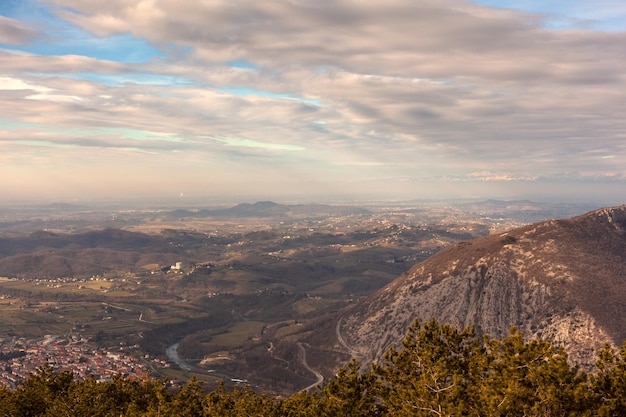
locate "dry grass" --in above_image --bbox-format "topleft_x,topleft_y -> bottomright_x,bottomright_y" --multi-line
203,321 -> 266,347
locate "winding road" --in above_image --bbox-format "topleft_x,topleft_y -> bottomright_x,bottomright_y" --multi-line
335,314 -> 361,356
298,343 -> 323,392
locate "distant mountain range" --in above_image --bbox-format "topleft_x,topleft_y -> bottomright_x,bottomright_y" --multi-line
339,205 -> 626,370
166,201 -> 370,219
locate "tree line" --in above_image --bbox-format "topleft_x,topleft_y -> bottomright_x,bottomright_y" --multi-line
2,318 -> 626,416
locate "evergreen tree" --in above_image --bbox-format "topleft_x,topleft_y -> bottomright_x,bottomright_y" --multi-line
4,319 -> 626,416
0,384 -> 18,416
202,382 -> 281,416
278,388 -> 323,416
373,318 -> 487,416
480,329 -> 590,416
319,358 -> 383,416
591,341 -> 626,416
11,364 -> 74,417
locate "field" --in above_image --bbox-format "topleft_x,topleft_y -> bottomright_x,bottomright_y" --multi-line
203,321 -> 266,347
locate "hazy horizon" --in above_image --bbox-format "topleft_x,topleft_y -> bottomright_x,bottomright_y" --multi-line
0,193 -> 622,212
2,1 -> 625,204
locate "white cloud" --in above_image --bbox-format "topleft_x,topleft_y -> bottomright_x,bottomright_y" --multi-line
468,171 -> 539,182
211,136 -> 305,151
0,76 -> 52,92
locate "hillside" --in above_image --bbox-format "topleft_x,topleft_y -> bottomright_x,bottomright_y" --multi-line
340,205 -> 626,370
0,228 -> 197,278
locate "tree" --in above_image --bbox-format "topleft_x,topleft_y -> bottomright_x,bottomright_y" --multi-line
11,364 -> 74,417
591,342 -> 626,416
320,358 -> 383,416
163,377 -> 204,417
480,329 -> 590,416
0,319 -> 614,416
202,381 -> 280,416
372,319 -> 590,416
0,385 -> 17,416
373,318 -> 487,416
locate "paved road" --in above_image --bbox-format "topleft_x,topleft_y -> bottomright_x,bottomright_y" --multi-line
298,343 -> 323,392
335,314 -> 361,356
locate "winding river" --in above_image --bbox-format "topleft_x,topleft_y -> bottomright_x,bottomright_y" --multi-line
165,343 -> 193,371
165,342 -> 244,382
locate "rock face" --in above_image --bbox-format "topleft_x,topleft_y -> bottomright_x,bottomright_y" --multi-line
340,205 -> 626,370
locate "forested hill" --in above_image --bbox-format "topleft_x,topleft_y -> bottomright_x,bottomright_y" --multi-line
3,320 -> 626,416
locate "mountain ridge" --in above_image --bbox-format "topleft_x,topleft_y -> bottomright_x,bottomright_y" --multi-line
340,205 -> 626,370
166,201 -> 370,219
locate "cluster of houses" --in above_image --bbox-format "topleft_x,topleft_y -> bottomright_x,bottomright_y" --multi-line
0,335 -> 166,388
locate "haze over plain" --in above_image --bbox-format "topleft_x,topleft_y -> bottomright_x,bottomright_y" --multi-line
1,0 -> 625,204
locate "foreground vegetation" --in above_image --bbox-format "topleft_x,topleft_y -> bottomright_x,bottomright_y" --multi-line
2,319 -> 626,416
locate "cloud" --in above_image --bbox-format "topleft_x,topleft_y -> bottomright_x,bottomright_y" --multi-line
211,136 -> 305,151
0,76 -> 53,92
469,171 -> 538,182
0,49 -> 132,75
0,15 -> 40,45
0,0 -> 625,202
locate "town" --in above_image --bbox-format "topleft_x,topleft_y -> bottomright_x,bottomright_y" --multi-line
0,334 -> 167,388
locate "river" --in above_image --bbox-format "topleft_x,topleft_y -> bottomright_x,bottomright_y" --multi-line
165,342 -> 193,371
165,342 -> 245,382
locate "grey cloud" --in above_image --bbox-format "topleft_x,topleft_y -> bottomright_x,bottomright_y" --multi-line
49,0 -> 624,81
0,50 -> 132,74
0,16 -> 40,45
41,0 -> 626,103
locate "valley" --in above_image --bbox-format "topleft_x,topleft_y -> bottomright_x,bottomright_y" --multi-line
0,200 -> 603,395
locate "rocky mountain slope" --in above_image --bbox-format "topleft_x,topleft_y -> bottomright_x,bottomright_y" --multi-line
340,205 -> 626,370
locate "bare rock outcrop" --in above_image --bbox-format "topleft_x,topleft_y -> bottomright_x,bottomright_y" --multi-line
341,205 -> 626,370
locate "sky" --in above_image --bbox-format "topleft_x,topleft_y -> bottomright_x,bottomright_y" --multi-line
1,0 -> 625,205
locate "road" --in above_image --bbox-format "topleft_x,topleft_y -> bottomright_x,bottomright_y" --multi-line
335,314 -> 361,356
298,343 -> 323,392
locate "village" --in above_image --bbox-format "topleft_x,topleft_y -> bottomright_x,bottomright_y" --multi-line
0,334 -> 167,388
